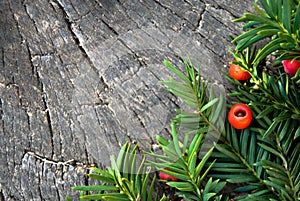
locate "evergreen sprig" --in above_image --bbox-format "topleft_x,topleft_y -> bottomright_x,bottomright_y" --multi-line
161,59 -> 208,109
232,0 -> 300,66
68,142 -> 168,201
147,58 -> 228,200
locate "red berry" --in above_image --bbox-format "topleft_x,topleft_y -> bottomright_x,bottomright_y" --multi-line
159,170 -> 178,181
229,63 -> 251,81
282,59 -> 300,75
228,104 -> 252,130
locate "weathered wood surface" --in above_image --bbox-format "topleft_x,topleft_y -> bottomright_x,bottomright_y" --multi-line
0,0 -> 254,200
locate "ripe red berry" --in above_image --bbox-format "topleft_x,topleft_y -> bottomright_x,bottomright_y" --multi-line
159,170 -> 178,181
228,104 -> 252,130
282,59 -> 300,75
229,62 -> 251,81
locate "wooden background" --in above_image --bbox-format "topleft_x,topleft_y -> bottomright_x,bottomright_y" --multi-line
0,0 -> 254,200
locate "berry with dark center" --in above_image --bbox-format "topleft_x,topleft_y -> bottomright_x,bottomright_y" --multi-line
228,103 -> 252,130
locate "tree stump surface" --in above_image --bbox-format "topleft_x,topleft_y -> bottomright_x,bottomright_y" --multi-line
0,0 -> 254,200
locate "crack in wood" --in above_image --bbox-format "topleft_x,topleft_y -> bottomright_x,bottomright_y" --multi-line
36,169 -> 43,200
100,18 -> 119,36
194,2 -> 208,33
59,13 -> 86,55
154,0 -> 204,30
1,47 -> 4,73
24,151 -> 98,169
0,189 -> 4,201
19,1 -> 42,52
53,0 -> 100,71
37,67 -> 55,158
0,98 -> 4,143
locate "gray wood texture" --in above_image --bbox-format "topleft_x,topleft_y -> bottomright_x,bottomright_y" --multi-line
0,0 -> 254,200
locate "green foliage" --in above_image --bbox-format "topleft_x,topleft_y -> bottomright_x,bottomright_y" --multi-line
160,56 -> 300,200
147,59 -> 228,200
218,1 -> 300,199
69,142 -> 166,201
232,0 -> 300,66
162,59 -> 208,109
161,59 -> 226,137
147,122 -> 226,200
224,70 -> 300,200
